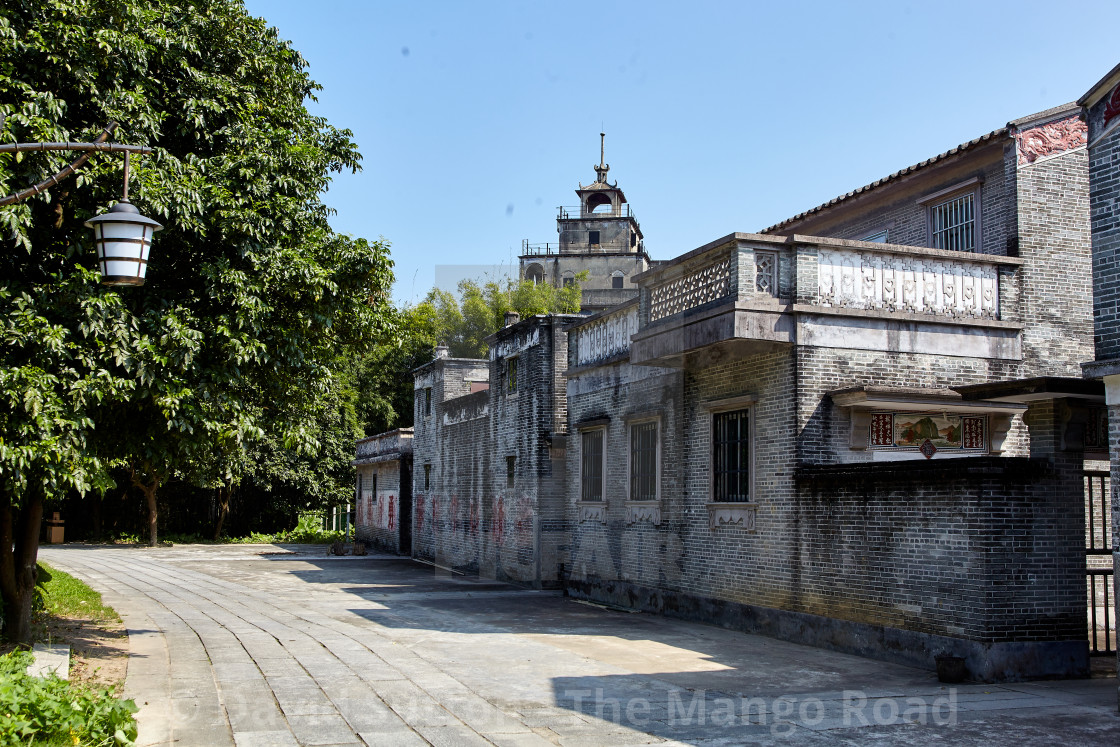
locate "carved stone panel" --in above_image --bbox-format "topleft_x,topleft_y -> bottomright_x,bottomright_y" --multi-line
578,503 -> 607,523
817,247 -> 999,319
1014,115 -> 1087,166
624,501 -> 661,525
707,502 -> 757,531
574,307 -> 639,366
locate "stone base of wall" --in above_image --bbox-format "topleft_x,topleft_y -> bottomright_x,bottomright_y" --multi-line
566,579 -> 1089,683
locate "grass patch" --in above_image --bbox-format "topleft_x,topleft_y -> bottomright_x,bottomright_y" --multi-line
36,563 -> 120,624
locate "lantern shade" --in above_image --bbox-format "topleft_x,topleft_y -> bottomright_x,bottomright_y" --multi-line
85,200 -> 162,286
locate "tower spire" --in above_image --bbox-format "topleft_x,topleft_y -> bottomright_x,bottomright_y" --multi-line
594,132 -> 610,184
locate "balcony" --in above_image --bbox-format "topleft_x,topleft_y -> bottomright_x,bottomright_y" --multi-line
629,233 -> 1022,366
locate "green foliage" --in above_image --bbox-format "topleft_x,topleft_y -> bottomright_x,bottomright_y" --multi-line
35,562 -> 119,623
0,650 -> 137,746
415,274 -> 585,359
0,0 -> 395,544
229,511 -> 342,544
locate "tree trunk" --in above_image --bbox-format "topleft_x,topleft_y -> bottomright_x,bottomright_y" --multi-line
0,491 -> 44,645
213,484 -> 231,541
91,492 -> 102,542
132,469 -> 161,547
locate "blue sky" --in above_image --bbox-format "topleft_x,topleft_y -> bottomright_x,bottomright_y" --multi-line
243,0 -> 1120,305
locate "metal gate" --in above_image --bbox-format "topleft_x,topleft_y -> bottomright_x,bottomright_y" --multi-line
1085,470 -> 1115,656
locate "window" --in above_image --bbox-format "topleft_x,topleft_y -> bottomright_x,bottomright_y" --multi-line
712,409 -> 750,502
629,421 -> 658,501
507,357 -> 518,393
423,463 -> 431,490
506,456 -> 516,488
611,271 -> 624,289
861,229 -> 888,243
424,387 -> 432,416
562,272 -> 574,287
929,192 -> 975,252
589,230 -> 601,245
580,429 -> 604,501
357,474 -> 362,502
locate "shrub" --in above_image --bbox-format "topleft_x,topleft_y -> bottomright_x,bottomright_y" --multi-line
0,650 -> 137,745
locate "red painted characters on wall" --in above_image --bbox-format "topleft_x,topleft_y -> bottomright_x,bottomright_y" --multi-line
415,494 -> 425,532
387,496 -> 396,531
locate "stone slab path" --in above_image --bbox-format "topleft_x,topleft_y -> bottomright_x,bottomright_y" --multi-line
41,544 -> 1120,746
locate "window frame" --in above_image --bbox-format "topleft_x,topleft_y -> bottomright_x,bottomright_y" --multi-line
423,463 -> 431,491
626,417 -> 660,502
506,356 -> 519,395
506,455 -> 516,488
611,270 -> 625,289
579,426 -> 606,502
423,387 -> 432,416
589,230 -> 601,245
919,177 -> 983,253
706,397 -> 755,504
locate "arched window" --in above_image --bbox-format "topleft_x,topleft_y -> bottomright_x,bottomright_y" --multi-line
586,192 -> 613,214
611,270 -> 625,289
525,263 -> 545,285
562,271 -> 575,287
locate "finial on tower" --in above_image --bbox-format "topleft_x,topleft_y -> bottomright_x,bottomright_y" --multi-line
594,132 -> 610,184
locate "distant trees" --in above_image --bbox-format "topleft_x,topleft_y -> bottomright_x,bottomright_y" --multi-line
0,0 -> 392,642
416,275 -> 586,359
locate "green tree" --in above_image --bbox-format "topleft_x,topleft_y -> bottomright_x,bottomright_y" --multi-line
418,274 -> 585,359
0,0 -> 393,642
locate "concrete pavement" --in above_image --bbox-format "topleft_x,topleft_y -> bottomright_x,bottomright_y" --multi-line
41,544 -> 1120,746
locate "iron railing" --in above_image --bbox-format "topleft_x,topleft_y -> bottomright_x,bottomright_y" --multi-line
1085,469 -> 1115,656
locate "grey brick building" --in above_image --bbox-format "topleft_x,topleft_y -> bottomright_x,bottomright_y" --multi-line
360,103 -> 1105,682
1079,61 -> 1120,708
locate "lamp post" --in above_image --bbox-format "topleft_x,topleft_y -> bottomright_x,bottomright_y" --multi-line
0,122 -> 162,286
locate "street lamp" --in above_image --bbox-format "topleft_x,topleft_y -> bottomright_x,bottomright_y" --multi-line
0,122 -> 162,286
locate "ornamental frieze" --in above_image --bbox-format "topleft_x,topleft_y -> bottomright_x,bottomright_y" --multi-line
1014,115 -> 1087,166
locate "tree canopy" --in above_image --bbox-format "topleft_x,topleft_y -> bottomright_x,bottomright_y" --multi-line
0,0 -> 393,640
415,275 -> 585,359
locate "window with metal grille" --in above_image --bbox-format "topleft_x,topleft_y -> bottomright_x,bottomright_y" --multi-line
507,357 -> 518,393
629,422 -> 658,500
506,456 -> 516,488
713,409 -> 750,502
581,429 -> 604,501
929,192 -> 975,252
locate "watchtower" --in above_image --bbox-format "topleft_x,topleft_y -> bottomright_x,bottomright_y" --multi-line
520,134 -> 655,314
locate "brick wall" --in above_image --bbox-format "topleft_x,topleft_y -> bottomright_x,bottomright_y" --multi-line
1086,94 -> 1120,361
1015,147 -> 1093,374
767,140 -> 1015,257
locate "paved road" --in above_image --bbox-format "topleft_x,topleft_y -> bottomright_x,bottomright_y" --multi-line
41,544 -> 1120,747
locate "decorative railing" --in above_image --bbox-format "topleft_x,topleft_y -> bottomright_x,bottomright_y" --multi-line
815,247 -> 999,319
356,429 -> 413,459
648,257 -> 732,322
573,305 -> 639,366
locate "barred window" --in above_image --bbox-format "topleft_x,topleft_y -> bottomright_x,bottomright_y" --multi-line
507,358 -> 518,394
581,429 -> 604,502
929,192 -> 975,252
629,422 -> 658,501
713,409 -> 750,502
